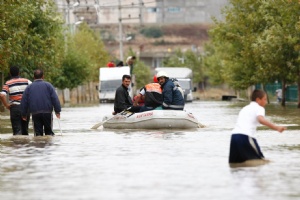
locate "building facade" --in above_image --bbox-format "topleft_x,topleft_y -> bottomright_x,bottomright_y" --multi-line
55,0 -> 228,25
54,0 -> 228,68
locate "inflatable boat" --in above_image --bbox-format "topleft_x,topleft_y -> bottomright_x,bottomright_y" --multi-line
99,110 -> 202,129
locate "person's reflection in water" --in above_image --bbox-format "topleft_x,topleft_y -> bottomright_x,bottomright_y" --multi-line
1,135 -> 55,148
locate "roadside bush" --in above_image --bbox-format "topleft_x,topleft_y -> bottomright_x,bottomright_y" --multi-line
140,26 -> 163,38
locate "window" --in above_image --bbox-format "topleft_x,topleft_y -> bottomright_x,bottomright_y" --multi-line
147,7 -> 159,13
167,7 -> 180,13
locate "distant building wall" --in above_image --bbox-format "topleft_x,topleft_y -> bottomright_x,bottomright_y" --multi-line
55,0 -> 228,25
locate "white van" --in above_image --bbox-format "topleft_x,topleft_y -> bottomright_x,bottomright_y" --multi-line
98,66 -> 132,102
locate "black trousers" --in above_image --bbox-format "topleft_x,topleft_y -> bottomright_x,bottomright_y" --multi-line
127,106 -> 141,113
32,113 -> 54,136
10,105 -> 30,135
229,134 -> 264,163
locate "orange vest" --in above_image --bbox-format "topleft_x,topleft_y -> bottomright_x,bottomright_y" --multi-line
145,83 -> 162,94
144,83 -> 162,107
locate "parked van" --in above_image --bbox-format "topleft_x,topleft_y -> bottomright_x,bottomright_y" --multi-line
98,66 -> 132,102
155,67 -> 195,102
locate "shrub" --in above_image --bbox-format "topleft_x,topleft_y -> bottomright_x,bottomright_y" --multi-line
140,26 -> 163,38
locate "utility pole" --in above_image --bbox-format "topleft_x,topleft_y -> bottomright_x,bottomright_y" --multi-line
162,0 -> 165,24
139,0 -> 143,25
94,0 -> 100,24
118,0 -> 123,61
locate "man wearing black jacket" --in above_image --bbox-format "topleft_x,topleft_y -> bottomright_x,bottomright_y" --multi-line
113,75 -> 140,114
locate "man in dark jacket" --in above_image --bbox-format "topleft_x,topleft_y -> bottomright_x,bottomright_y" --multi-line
21,69 -> 61,136
156,71 -> 185,110
113,75 -> 140,114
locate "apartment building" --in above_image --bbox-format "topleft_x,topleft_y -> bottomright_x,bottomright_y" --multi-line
55,0 -> 228,67
55,0 -> 228,25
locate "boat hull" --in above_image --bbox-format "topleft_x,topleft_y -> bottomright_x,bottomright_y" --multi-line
102,110 -> 200,129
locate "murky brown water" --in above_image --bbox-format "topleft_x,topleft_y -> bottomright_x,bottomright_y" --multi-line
0,101 -> 299,200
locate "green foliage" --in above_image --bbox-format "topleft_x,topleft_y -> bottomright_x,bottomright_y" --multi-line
163,49 -> 185,67
53,47 -> 89,89
207,0 -> 300,90
0,1 -> 32,70
133,61 -> 151,89
163,49 -> 204,83
73,23 -> 109,81
153,39 -> 173,46
127,48 -> 151,89
202,43 -> 224,85
0,1 -> 110,92
53,23 -> 110,89
0,1 -> 64,80
140,26 -> 163,38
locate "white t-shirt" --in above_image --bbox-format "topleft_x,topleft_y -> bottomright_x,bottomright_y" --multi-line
232,102 -> 265,138
276,89 -> 282,98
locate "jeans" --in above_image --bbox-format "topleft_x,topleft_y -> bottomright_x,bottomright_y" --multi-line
139,106 -> 154,112
32,113 -> 54,136
10,105 -> 30,135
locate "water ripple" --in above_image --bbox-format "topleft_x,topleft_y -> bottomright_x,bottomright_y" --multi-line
0,102 -> 299,200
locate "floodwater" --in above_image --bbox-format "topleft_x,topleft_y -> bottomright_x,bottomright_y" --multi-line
0,101 -> 299,200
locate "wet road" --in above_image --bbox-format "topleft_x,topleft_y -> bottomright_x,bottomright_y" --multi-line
0,101 -> 299,200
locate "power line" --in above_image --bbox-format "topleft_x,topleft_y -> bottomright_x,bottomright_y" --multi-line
57,0 -> 158,9
94,0 -> 157,7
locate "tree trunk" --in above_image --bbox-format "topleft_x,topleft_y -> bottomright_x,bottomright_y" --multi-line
262,84 -> 270,104
62,90 -> 65,104
298,72 -> 300,108
281,79 -> 286,107
77,86 -> 80,104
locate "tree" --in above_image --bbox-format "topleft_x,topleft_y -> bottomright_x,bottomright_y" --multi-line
133,61 -> 151,90
250,1 -> 300,106
0,1 -> 64,79
202,43 -> 226,86
208,0 -> 300,107
126,48 -> 151,90
163,49 -> 204,85
74,23 -> 109,82
53,23 -> 110,90
0,1 -> 34,71
208,0 -> 266,90
53,44 -> 89,90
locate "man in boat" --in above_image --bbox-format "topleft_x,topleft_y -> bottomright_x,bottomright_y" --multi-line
170,78 -> 184,99
113,74 -> 141,114
133,94 -> 145,106
156,71 -> 185,110
133,75 -> 163,112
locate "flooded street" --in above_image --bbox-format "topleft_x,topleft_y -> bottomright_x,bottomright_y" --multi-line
0,101 -> 300,200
